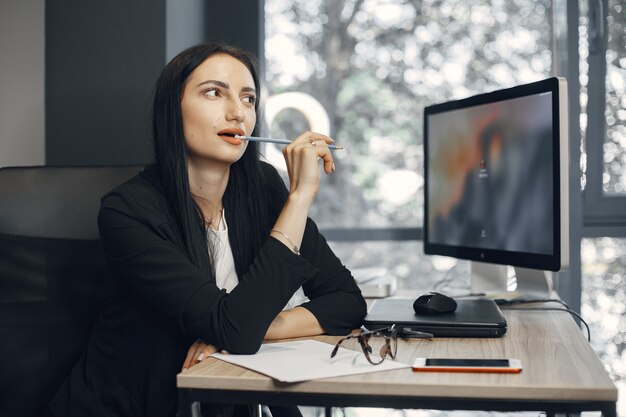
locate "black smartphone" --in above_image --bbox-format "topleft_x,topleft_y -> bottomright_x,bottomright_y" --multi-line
412,358 -> 522,373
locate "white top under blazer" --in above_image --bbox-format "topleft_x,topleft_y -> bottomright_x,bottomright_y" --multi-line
209,210 -> 309,310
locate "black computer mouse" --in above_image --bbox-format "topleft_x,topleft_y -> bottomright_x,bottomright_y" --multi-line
413,292 -> 458,315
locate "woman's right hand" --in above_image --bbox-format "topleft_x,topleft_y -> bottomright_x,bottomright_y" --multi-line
181,339 -> 219,370
282,131 -> 336,206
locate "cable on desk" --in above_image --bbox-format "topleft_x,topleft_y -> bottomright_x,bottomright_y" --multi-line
495,298 -> 570,310
499,306 -> 591,342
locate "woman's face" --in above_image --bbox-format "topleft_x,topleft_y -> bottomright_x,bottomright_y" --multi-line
181,53 -> 257,165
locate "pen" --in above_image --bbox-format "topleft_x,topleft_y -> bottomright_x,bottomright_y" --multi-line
235,135 -> 344,150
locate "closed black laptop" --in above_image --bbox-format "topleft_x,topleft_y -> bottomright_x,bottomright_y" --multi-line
363,298 -> 507,338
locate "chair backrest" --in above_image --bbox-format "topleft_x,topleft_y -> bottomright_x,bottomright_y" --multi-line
0,165 -> 142,417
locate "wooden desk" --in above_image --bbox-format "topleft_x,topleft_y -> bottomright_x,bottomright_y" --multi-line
177,308 -> 617,417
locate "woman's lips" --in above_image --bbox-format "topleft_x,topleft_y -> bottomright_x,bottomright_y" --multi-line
219,134 -> 243,145
217,128 -> 245,145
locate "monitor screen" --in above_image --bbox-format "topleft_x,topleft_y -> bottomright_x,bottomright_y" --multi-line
424,77 -> 568,272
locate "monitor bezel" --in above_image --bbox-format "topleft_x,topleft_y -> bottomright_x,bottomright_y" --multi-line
423,77 -> 568,272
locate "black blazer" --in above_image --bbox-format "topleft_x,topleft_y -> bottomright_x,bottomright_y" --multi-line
48,163 -> 366,417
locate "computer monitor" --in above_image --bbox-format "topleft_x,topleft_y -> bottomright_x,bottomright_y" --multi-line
423,77 -> 569,300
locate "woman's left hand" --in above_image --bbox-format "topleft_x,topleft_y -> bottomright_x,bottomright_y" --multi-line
181,339 -> 219,370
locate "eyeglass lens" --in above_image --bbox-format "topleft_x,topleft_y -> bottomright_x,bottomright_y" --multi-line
360,330 -> 397,365
331,327 -> 398,365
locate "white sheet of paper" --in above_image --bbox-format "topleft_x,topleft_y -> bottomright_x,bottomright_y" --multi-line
211,339 -> 410,383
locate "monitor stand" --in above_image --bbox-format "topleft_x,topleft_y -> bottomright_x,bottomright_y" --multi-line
470,261 -> 554,301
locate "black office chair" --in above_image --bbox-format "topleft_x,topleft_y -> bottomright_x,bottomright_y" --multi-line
0,165 -> 142,417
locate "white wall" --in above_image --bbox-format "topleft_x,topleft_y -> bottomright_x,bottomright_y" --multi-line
0,0 -> 45,167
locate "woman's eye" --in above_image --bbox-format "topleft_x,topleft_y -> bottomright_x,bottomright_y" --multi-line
204,88 -> 219,97
243,95 -> 257,105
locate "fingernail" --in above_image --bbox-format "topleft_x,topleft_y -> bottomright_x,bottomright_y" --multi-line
197,353 -> 205,361
332,162 -> 336,172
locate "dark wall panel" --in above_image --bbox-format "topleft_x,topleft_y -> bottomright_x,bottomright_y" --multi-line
205,0 -> 264,61
45,0 -> 264,166
46,1 -> 166,165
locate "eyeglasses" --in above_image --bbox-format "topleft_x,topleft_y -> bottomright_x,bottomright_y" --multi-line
330,325 -> 398,365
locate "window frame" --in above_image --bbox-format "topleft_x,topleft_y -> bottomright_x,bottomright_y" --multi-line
582,0 -> 626,237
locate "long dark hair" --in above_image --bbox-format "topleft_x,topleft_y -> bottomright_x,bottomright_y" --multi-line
152,42 -> 269,277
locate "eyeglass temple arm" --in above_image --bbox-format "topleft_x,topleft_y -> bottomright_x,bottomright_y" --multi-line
331,335 -> 356,358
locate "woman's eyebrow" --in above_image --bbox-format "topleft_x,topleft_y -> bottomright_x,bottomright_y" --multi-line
196,80 -> 228,88
196,80 -> 256,95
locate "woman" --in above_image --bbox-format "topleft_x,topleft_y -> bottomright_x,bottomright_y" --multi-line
48,43 -> 366,417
